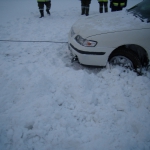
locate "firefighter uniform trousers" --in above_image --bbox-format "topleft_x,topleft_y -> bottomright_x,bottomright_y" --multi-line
38,0 -> 51,18
98,0 -> 108,13
110,0 -> 127,12
81,0 -> 91,16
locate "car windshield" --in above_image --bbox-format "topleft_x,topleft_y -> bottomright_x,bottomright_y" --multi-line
127,0 -> 150,23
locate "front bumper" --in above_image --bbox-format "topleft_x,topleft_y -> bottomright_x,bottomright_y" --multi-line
68,43 -> 107,66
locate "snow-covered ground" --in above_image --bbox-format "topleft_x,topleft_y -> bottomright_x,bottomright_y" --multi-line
0,0 -> 150,150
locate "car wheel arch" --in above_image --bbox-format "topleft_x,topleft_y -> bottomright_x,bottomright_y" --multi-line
108,44 -> 149,67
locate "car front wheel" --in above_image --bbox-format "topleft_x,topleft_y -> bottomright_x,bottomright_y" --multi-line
108,48 -> 142,73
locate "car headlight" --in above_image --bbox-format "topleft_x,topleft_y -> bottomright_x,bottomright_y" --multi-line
75,35 -> 97,47
71,27 -> 75,37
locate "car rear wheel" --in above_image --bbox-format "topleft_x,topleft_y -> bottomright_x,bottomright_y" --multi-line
108,48 -> 142,73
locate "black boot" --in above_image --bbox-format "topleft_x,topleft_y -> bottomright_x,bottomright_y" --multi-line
81,8 -> 85,15
46,9 -> 50,15
85,8 -> 89,16
39,10 -> 44,18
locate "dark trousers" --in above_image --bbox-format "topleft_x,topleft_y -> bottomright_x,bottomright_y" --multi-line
81,0 -> 91,16
99,2 -> 108,13
81,0 -> 90,7
111,7 -> 122,12
38,1 -> 51,11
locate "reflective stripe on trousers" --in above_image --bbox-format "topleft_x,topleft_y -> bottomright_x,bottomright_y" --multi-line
113,3 -> 125,7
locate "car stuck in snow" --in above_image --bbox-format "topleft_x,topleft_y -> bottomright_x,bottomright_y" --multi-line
68,0 -> 150,73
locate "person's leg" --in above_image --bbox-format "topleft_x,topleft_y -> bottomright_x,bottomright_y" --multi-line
45,1 -> 51,15
81,0 -> 86,15
38,2 -> 44,18
99,2 -> 103,13
104,2 -> 108,13
85,0 -> 90,16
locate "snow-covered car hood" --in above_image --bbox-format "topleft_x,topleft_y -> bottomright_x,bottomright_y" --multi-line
72,11 -> 150,38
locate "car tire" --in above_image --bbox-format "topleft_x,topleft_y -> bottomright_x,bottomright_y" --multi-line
108,48 -> 142,73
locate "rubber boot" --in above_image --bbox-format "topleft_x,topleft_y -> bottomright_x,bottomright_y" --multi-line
85,8 -> 89,16
46,9 -> 50,15
81,8 -> 85,15
39,10 -> 44,18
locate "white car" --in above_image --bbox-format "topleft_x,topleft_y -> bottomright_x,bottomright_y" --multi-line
68,0 -> 150,73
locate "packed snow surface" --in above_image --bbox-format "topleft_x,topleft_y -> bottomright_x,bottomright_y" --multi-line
0,0 -> 150,150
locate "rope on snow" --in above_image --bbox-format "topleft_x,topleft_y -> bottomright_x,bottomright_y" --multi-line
0,40 -> 68,44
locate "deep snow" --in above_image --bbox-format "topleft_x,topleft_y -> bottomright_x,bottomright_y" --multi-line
0,0 -> 150,150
